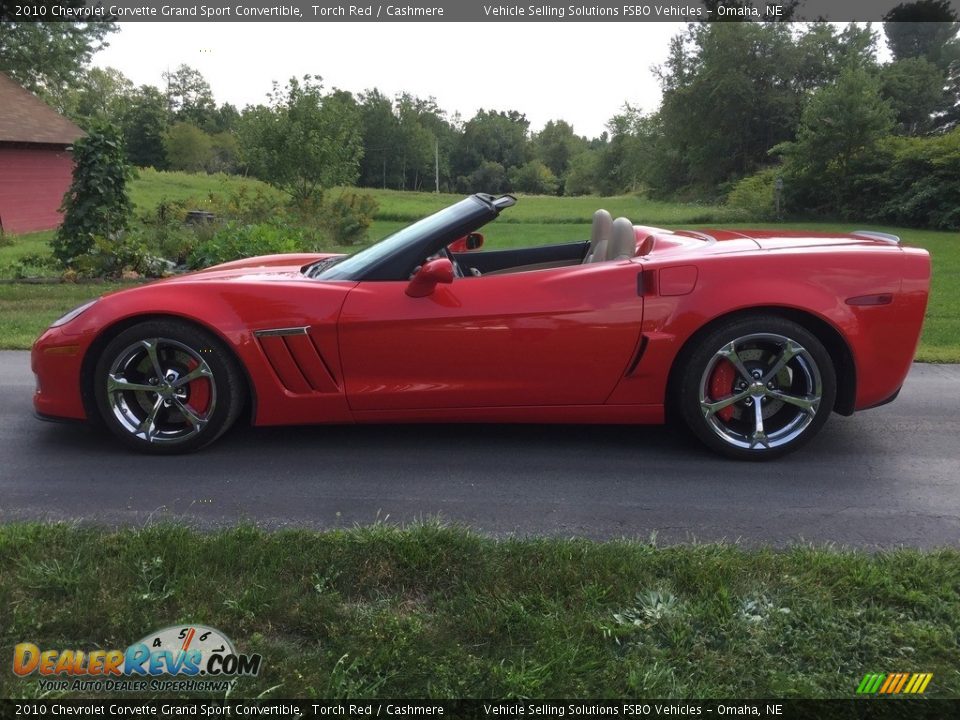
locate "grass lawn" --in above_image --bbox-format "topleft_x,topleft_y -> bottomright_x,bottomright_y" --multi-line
1,172 -> 956,360
0,282 -> 130,349
1,523 -> 957,699
0,230 -> 54,268
128,169 -> 743,226
129,168 -> 282,211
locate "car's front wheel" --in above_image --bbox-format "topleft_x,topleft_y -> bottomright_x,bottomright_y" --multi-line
677,316 -> 837,460
93,320 -> 244,454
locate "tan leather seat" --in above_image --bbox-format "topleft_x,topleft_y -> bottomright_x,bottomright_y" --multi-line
583,209 -> 613,263
607,217 -> 636,261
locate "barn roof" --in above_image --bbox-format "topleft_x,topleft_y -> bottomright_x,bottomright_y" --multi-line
0,72 -> 84,145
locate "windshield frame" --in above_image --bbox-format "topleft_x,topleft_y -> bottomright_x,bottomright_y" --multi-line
309,194 -> 508,282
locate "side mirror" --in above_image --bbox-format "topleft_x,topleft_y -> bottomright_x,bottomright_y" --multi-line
447,232 -> 484,253
406,258 -> 454,297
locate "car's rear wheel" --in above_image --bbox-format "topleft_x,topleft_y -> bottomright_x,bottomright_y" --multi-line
93,320 -> 244,454
678,316 -> 837,460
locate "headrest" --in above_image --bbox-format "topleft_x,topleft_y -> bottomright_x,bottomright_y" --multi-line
607,217 -> 636,260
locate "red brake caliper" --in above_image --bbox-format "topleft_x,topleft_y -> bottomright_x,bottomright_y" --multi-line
709,359 -> 737,421
184,358 -> 211,414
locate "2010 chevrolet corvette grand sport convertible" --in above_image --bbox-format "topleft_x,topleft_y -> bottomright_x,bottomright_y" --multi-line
32,194 -> 930,459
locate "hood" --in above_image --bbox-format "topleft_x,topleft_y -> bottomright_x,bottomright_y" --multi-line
155,253 -> 345,285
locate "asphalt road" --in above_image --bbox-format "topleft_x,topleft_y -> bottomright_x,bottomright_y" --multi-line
1,350 -> 958,548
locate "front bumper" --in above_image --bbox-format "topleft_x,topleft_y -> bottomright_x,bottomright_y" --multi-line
31,326 -> 88,421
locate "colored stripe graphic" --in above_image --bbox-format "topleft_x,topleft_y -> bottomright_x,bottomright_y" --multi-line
857,673 -> 932,695
879,674 -> 897,694
889,673 -> 909,695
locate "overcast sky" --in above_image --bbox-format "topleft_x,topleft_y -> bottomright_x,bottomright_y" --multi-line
92,22 -> 679,137
92,22 -> 889,138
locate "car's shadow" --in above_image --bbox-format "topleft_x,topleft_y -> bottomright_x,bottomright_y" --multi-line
34,412 -> 881,483
21,409 -> 944,547
13,365 -> 953,546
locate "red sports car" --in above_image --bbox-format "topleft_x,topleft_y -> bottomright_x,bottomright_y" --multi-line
32,194 -> 930,459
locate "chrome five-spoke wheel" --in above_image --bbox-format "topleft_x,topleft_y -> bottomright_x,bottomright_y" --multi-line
106,337 -> 217,445
94,321 -> 243,453
679,317 -> 837,460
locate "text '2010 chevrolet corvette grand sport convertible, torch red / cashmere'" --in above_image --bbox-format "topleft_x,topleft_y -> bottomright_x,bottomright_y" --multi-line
32,194 -> 930,459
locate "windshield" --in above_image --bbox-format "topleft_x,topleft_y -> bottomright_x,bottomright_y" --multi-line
310,197 -> 490,281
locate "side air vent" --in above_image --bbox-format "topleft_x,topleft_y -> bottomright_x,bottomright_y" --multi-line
254,327 -> 339,394
624,335 -> 649,377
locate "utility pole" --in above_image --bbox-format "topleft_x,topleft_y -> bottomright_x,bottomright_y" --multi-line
435,138 -> 439,194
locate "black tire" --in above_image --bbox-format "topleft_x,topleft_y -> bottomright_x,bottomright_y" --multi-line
93,320 -> 244,454
677,315 -> 837,460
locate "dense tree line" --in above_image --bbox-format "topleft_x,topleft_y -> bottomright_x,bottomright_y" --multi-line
1,2 -> 958,226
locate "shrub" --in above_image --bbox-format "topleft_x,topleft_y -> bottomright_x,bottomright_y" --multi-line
780,127 -> 960,229
459,161 -> 508,194
726,168 -> 781,221
133,200 -> 204,266
188,222 -> 304,269
872,130 -> 960,230
164,122 -> 214,173
508,160 -> 560,196
71,234 -> 171,279
209,184 -> 284,225
52,124 -> 133,265
132,187 -> 291,269
563,152 -> 600,196
321,191 -> 378,245
134,223 -> 199,268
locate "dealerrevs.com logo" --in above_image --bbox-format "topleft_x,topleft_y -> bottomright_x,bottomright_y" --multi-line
13,625 -> 262,693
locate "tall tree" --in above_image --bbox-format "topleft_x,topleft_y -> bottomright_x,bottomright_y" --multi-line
533,120 -> 584,181
884,1 -> 960,131
358,88 -> 401,188
0,17 -> 116,96
122,85 -> 170,169
162,64 -> 216,128
884,0 -> 960,70
777,67 -> 894,212
654,21 -> 804,189
596,107 -> 661,195
943,61 -> 960,130
401,95 -> 456,192
395,94 -> 438,191
453,109 -> 530,181
209,103 -> 240,134
56,66 -> 133,128
880,58 -> 948,134
794,22 -> 878,92
238,76 -> 363,204
649,21 -> 879,194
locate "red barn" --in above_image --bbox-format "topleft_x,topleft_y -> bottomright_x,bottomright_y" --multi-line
0,71 -> 84,234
